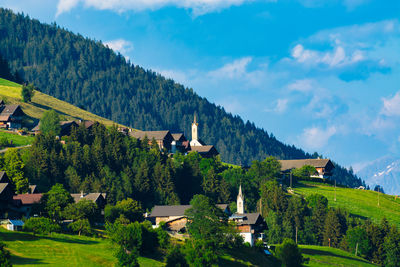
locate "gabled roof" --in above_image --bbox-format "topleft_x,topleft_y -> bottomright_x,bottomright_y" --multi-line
279,159 -> 334,172
13,194 -> 43,205
0,171 -> 10,183
150,204 -> 229,217
231,212 -> 263,225
70,193 -> 105,203
171,133 -> 187,142
9,220 -> 24,226
0,183 -> 8,194
0,105 -> 21,116
29,185 -> 37,194
190,145 -> 219,155
129,130 -> 172,141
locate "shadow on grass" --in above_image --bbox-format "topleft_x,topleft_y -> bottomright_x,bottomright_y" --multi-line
31,102 -> 76,119
11,254 -> 48,265
301,248 -> 369,264
222,247 -> 281,267
0,230 -> 99,245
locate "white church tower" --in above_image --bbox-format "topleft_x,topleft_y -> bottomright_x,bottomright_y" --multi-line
237,185 -> 244,214
190,114 -> 203,147
192,114 -> 198,141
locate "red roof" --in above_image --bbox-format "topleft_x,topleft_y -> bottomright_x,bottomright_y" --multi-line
13,194 -> 43,205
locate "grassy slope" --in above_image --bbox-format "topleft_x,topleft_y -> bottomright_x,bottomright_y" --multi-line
0,229 -> 163,267
0,78 -> 124,127
300,245 -> 376,267
0,130 -> 34,146
293,181 -> 400,227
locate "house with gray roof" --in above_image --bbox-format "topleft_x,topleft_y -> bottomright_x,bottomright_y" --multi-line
279,158 -> 335,178
148,204 -> 230,232
0,104 -> 25,129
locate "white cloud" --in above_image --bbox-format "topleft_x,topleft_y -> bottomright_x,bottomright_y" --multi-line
299,126 -> 337,150
104,39 -> 134,57
56,0 -> 259,16
381,91 -> 400,117
287,79 -> 314,92
275,98 -> 288,113
291,44 -> 363,67
209,57 -> 253,79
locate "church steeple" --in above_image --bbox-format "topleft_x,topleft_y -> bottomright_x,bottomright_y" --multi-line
191,114 -> 198,141
237,184 -> 244,214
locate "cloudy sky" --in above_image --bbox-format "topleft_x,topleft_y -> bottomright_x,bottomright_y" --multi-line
1,0 -> 400,170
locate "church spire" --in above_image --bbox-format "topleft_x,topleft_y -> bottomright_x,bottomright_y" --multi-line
191,114 -> 198,141
237,184 -> 244,214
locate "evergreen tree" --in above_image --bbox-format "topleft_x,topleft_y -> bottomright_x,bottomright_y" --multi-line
21,83 -> 35,102
3,148 -> 28,193
39,109 -> 61,136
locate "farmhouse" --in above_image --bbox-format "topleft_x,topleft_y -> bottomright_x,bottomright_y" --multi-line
0,104 -> 25,129
12,193 -> 43,218
129,130 -> 174,151
279,158 -> 335,178
229,185 -> 266,246
148,204 -> 230,232
70,192 -> 107,210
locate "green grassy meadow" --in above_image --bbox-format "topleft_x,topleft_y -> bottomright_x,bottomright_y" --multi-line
0,130 -> 35,147
0,78 -> 125,128
293,181 -> 400,227
0,229 -> 163,267
300,245 -> 376,267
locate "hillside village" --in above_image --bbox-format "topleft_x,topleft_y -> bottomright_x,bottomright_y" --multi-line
0,102 -> 337,247
1,6 -> 399,266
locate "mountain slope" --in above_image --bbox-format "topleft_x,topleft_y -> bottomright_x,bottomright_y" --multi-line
0,78 -> 122,127
0,8 -> 362,187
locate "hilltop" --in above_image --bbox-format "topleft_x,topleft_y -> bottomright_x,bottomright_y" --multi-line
0,78 -> 123,128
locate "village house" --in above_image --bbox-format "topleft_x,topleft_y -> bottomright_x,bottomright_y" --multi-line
279,158 -> 335,178
0,172 -> 14,218
12,193 -> 43,218
229,185 -> 266,246
129,130 -> 174,151
70,192 -> 107,212
0,103 -> 25,129
1,219 -> 24,231
148,204 -> 230,232
32,120 -> 94,136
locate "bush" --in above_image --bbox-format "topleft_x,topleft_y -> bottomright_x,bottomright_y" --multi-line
0,242 -> 12,267
0,137 -> 9,148
68,219 -> 92,236
23,217 -> 61,235
104,198 -> 144,224
156,225 -> 170,249
166,245 -> 188,267
275,238 -> 304,267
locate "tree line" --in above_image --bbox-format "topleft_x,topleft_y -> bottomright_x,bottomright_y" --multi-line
0,7 -> 363,188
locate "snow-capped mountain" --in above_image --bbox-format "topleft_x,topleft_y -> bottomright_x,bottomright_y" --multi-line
356,156 -> 400,195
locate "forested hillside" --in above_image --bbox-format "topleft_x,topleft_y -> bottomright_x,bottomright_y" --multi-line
0,8 -> 363,187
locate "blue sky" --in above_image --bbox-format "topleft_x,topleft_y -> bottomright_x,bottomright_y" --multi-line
1,0 -> 400,171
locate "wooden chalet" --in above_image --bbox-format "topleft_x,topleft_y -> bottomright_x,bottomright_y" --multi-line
148,204 -> 230,232
189,145 -> 219,158
279,158 -> 335,178
12,194 -> 43,218
0,104 -> 25,129
70,192 -> 107,210
129,130 -> 174,151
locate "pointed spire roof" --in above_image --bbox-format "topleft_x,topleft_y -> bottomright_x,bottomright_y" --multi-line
192,113 -> 198,125
237,184 -> 244,200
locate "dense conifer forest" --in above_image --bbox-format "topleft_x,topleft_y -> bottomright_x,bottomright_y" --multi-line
0,8 -> 363,187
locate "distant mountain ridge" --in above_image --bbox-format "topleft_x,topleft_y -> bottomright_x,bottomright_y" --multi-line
357,156 -> 400,195
0,8 -> 363,187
